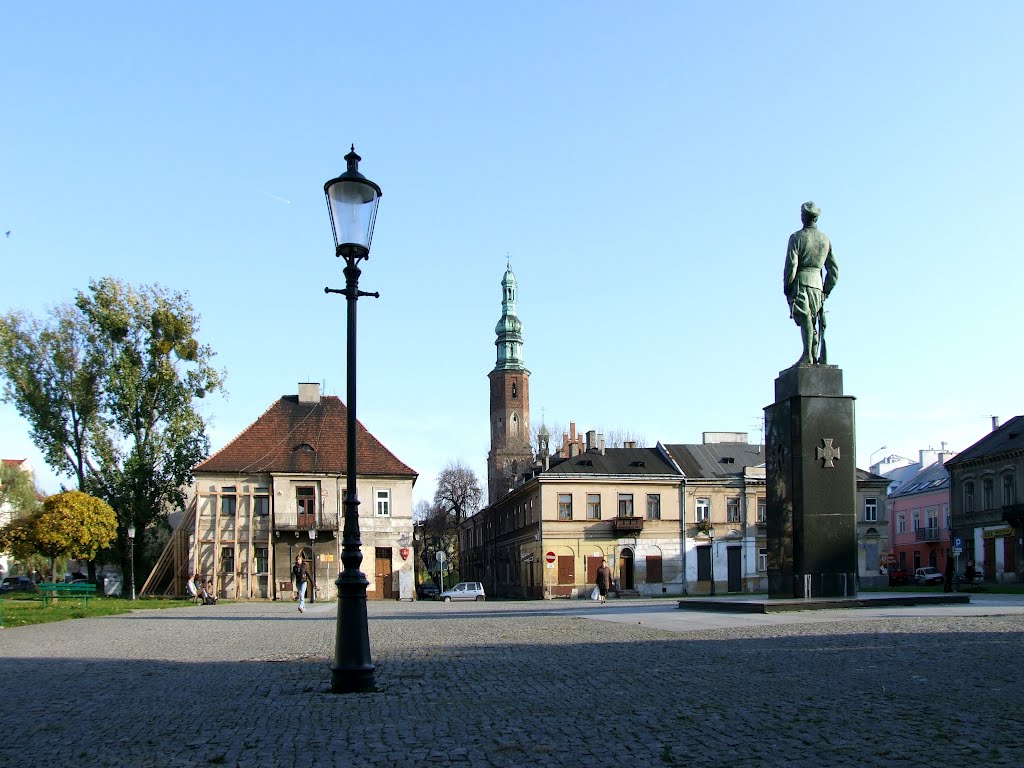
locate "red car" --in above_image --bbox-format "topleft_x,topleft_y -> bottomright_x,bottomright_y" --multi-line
886,566 -> 908,586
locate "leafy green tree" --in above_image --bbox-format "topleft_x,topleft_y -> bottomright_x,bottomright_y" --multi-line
0,278 -> 223,582
0,304 -> 102,489
0,461 -> 42,520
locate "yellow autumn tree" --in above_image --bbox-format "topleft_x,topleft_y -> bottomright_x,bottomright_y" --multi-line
30,491 -> 117,574
0,515 -> 37,560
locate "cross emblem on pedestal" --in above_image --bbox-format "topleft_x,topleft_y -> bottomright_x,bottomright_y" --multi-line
816,438 -> 841,468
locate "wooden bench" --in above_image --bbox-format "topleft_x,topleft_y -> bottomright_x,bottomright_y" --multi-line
38,582 -> 96,607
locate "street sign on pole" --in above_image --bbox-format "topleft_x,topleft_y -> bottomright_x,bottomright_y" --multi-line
954,537 -> 963,549
545,551 -> 556,564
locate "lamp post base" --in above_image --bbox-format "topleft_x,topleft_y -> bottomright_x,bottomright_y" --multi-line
331,571 -> 375,693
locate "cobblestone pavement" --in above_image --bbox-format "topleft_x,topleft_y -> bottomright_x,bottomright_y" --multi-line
2,596 -> 1023,767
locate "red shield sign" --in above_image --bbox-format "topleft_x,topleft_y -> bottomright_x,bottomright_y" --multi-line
399,547 -> 410,561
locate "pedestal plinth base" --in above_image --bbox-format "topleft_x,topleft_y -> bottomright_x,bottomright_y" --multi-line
765,364 -> 857,600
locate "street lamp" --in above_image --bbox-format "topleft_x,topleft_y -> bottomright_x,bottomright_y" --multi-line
127,524 -> 136,601
707,525 -> 716,597
308,528 -> 317,604
869,445 -> 887,469
324,145 -> 381,694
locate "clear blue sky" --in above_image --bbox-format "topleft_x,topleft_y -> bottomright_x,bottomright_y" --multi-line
2,2 -> 1021,504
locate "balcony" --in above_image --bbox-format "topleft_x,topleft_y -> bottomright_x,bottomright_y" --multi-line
1003,503 -> 1024,525
914,526 -> 943,543
275,512 -> 339,531
612,516 -> 644,535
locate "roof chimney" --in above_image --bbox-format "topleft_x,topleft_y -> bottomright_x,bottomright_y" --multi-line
298,382 -> 321,404
569,442 -> 579,458
598,434 -> 605,455
586,430 -> 596,452
624,440 -> 636,449
993,416 -> 1000,431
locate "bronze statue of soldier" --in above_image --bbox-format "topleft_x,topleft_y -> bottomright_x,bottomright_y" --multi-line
784,201 -> 838,367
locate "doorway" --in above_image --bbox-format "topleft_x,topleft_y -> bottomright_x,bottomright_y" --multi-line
374,547 -> 394,599
618,548 -> 635,590
727,546 -> 742,592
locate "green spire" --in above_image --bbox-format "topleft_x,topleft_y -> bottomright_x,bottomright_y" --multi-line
493,264 -> 525,371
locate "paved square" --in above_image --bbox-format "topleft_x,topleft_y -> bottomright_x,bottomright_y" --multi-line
2,596 -> 1022,767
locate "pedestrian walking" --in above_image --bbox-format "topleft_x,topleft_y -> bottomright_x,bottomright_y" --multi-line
292,555 -> 311,613
595,559 -> 613,604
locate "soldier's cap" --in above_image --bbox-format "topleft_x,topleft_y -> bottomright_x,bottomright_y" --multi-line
801,201 -> 821,219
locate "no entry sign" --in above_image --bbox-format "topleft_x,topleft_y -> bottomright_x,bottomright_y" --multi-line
545,551 -> 556,564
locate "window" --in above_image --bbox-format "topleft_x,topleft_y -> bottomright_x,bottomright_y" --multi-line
944,504 -> 950,529
757,498 -> 766,524
617,494 -> 634,517
586,494 -> 601,520
254,547 -> 268,573
983,478 -> 994,510
727,497 -> 740,523
375,489 -> 391,517
897,514 -> 906,534
1004,474 -> 1016,506
925,506 -> 938,531
221,487 -> 237,516
646,494 -> 661,521
254,492 -> 270,516
912,510 -> 920,532
864,498 -> 878,522
758,548 -> 768,572
511,381 -> 517,398
221,547 -> 234,574
558,494 -> 572,520
965,482 -> 975,513
696,498 -> 710,522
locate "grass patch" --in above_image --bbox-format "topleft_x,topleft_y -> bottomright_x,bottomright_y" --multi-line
0,593 -> 194,628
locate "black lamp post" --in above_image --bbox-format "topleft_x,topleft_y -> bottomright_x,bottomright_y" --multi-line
127,524 -> 136,601
324,145 -> 381,694
707,525 -> 716,597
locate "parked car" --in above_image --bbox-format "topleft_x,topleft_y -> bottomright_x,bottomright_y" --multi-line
438,581 -> 485,602
416,582 -> 440,600
0,575 -> 37,593
885,565 -> 908,586
914,566 -> 944,586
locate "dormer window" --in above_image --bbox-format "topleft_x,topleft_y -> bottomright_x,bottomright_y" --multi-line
294,443 -> 315,454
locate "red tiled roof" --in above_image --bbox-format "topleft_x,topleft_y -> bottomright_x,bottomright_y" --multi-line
194,396 -> 417,479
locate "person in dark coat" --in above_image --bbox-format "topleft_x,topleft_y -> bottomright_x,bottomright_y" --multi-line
595,559 -> 613,604
943,557 -> 954,592
292,555 -> 312,613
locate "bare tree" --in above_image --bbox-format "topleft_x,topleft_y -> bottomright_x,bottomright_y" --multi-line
433,460 -> 482,524
599,428 -> 647,448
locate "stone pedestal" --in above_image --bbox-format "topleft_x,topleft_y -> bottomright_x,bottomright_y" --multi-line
765,365 -> 857,598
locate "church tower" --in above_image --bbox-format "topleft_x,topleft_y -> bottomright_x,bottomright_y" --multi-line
487,263 -> 532,504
